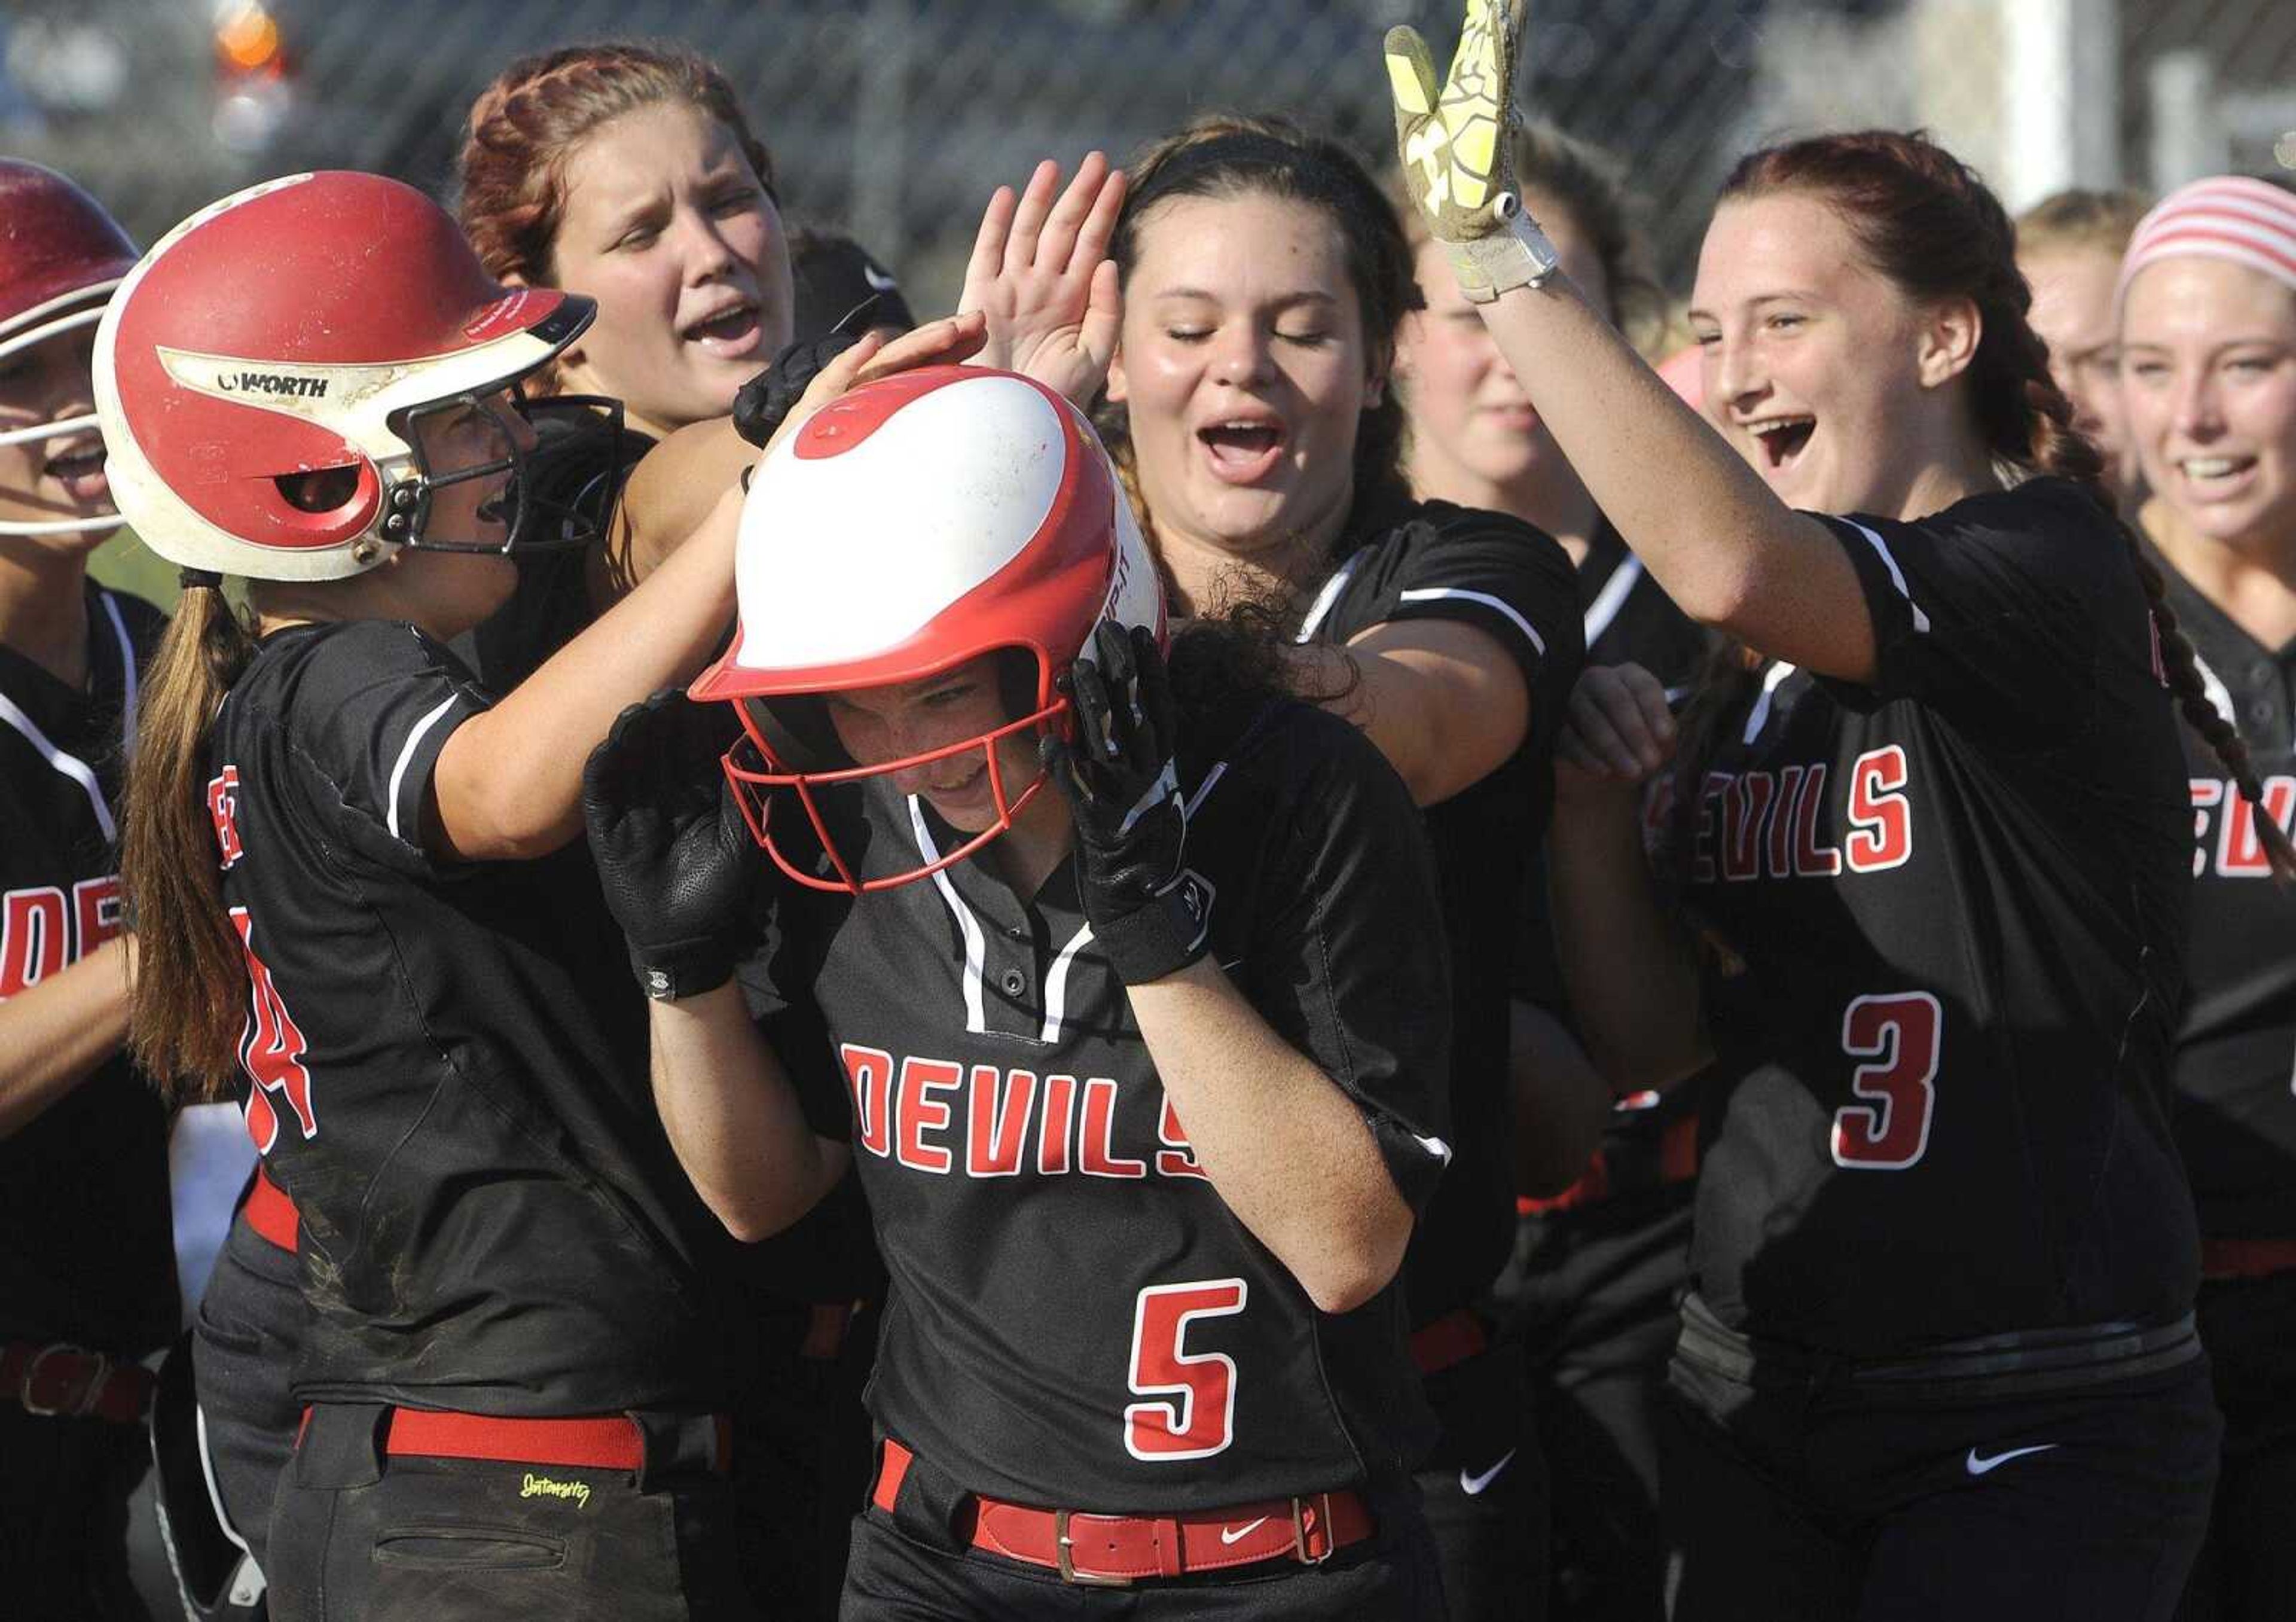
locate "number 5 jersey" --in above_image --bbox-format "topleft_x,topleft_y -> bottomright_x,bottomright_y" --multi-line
744,697 -> 1454,1510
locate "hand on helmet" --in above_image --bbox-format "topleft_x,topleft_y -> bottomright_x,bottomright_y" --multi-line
1384,0 -> 1560,301
582,690 -> 770,1000
958,154 -> 1126,407
733,312 -> 990,466
1040,622 -> 1208,986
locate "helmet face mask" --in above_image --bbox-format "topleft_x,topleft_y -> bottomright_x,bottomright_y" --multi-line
722,648 -> 1065,894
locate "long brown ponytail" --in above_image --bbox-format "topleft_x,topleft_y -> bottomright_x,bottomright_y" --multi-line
1671,130 -> 2296,879
123,581 -> 257,1097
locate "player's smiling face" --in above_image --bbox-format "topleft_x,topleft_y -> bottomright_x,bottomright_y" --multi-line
824,655 -> 1045,836
2121,257 -> 2296,554
545,101 -> 794,439
1107,191 -> 1384,572
1396,192 -> 1607,498
1690,192 -> 1950,519
0,325 -> 114,556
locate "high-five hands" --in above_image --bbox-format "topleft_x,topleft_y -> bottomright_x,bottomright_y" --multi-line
960,153 -> 1126,406
1384,0 -> 1561,302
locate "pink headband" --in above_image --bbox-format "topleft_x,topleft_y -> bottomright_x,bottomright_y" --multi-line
2117,175 -> 2296,303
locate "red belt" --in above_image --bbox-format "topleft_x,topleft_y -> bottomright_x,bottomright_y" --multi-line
1520,1113 -> 1700,1216
1,1340 -> 154,1425
376,1408 -> 731,1474
242,1164 -> 298,1251
1409,1306 -> 1490,1376
871,1438 -> 1374,1586
2202,1238 -> 2296,1281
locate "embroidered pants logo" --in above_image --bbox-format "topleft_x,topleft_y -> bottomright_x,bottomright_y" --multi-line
520,1472 -> 593,1508
1964,1444 -> 2057,1476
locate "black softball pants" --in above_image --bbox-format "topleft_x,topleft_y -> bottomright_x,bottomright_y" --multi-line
1663,1298 -> 2221,1622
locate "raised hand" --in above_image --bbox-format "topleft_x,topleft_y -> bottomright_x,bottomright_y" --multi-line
958,153 -> 1126,406
1384,0 -> 1559,301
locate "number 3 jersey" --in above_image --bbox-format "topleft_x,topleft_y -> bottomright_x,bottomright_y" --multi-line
744,698 -> 1452,1511
1679,479 -> 2199,1358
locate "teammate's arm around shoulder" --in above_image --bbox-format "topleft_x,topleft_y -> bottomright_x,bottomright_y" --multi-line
1300,618 -> 1529,807
1384,4 -> 1873,681
1053,629 -> 1448,1315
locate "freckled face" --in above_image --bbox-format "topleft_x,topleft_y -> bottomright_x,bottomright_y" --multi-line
825,655 -> 1040,834
1690,192 -> 1940,516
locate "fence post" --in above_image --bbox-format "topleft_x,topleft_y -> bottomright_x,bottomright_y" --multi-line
1999,0 -> 2120,211
2148,50 -> 2225,190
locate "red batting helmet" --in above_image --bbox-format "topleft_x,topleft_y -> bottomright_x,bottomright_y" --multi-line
94,171 -> 598,581
0,161 -> 138,538
691,365 -> 1167,894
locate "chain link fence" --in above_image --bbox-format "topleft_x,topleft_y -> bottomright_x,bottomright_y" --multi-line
10,0 -> 2291,319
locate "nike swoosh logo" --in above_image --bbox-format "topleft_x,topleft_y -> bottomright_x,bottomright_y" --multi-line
1219,1516 -> 1270,1545
1965,1443 -> 2057,1476
1460,1449 -> 1517,1496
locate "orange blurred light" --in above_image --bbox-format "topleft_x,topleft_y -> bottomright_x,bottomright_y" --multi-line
215,4 -> 282,74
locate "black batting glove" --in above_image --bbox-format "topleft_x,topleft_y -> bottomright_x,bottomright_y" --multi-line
1040,622 -> 1208,985
731,330 -> 865,449
582,691 -> 768,1001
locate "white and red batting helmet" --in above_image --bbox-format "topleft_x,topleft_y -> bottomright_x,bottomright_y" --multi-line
93,171 -> 596,581
691,364 -> 1166,893
0,160 -> 138,538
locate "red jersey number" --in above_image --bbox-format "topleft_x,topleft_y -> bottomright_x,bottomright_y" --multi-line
1123,1279 -> 1247,1462
231,908 -> 317,1154
1830,992 -> 1940,1171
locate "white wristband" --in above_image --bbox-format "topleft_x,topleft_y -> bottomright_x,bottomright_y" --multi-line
1446,196 -> 1562,304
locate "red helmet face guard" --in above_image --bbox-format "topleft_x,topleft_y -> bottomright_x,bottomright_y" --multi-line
719,657 -> 1070,895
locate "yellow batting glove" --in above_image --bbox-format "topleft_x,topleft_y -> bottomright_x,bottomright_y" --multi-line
1385,0 -> 1560,301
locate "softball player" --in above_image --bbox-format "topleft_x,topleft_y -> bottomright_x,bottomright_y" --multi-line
97,170 -> 973,1621
1089,112 -> 1582,1618
584,363 -> 1455,1617
1388,7 -> 2276,1617
2118,176 -> 2296,1622
0,158 -> 176,1622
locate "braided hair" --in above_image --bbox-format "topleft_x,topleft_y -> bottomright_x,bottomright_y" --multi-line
1669,130 -> 2295,879
457,42 -> 777,295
